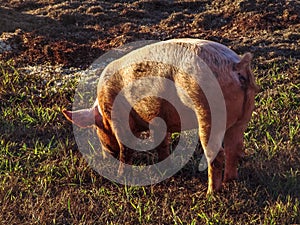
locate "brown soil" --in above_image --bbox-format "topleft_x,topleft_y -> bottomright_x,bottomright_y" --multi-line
0,0 -> 299,69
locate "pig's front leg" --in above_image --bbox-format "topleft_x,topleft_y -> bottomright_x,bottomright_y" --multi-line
223,124 -> 245,182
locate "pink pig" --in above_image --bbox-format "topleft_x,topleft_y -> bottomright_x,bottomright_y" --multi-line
63,39 -> 259,194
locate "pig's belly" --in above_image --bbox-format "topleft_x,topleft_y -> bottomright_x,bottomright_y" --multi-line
132,96 -> 198,133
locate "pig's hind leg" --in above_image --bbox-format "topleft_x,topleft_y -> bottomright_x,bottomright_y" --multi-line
197,114 -> 224,195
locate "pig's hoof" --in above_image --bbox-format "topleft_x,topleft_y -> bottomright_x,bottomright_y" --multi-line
206,186 -> 221,197
207,179 -> 222,196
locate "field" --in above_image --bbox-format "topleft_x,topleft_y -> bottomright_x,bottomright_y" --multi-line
0,0 -> 299,224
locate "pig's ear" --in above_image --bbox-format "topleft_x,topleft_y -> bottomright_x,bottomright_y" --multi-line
62,108 -> 95,128
234,52 -> 253,70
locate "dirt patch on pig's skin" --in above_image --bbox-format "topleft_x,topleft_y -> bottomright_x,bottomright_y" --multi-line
0,0 -> 299,68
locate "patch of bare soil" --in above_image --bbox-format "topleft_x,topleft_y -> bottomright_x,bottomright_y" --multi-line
0,0 -> 299,68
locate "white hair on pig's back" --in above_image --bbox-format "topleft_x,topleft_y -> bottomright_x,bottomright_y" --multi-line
193,41 -> 240,83
164,39 -> 241,84
97,38 -> 242,95
97,39 -> 200,86
164,38 -> 240,65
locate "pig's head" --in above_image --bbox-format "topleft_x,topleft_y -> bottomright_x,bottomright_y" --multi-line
62,105 -> 120,158
232,52 -> 259,121
232,53 -> 257,89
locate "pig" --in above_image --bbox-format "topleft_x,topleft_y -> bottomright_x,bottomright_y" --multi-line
63,38 -> 259,194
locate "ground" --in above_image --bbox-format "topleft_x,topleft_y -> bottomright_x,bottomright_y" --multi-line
0,0 -> 299,224
0,0 -> 299,67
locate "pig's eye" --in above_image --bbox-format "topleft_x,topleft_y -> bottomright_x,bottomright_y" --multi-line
239,75 -> 247,89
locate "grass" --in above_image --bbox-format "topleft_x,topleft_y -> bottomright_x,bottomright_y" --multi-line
0,56 -> 299,225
